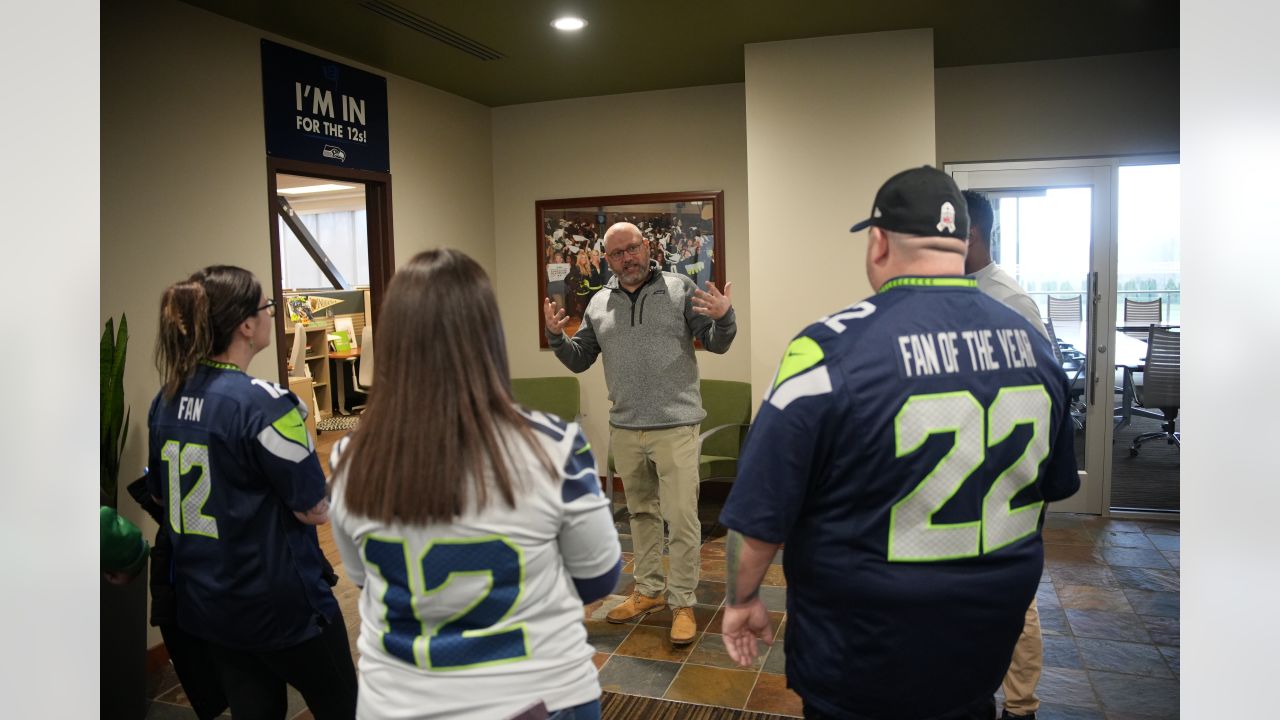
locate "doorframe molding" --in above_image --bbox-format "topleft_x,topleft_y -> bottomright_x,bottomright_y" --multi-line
946,155 -> 1180,516
265,157 -> 395,386
947,158 -> 1114,515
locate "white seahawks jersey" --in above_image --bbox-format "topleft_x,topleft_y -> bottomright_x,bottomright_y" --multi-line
330,406 -> 619,720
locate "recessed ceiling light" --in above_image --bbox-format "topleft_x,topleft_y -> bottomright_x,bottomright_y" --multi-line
551,17 -> 587,31
278,183 -> 359,195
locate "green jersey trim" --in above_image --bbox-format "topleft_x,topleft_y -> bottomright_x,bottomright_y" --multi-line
774,336 -> 825,389
878,277 -> 978,293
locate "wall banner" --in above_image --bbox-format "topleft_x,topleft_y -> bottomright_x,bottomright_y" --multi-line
261,39 -> 390,172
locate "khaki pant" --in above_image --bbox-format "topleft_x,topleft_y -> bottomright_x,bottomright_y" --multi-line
611,425 -> 701,607
1002,598 -> 1042,715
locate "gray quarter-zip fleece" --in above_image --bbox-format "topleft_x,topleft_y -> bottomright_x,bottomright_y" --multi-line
547,261 -> 737,429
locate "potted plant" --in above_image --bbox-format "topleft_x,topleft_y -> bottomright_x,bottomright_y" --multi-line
101,315 -> 129,507
100,314 -> 148,719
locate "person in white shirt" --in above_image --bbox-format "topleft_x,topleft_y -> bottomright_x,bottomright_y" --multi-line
963,190 -> 1049,341
964,189 -> 1048,720
330,248 -> 621,720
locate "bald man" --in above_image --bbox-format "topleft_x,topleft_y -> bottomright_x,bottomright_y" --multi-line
718,167 -> 1079,720
544,221 -> 737,646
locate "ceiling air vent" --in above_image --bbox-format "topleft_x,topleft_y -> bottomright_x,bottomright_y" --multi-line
359,0 -> 505,61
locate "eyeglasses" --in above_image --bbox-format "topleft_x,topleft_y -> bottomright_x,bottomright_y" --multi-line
257,299 -> 276,317
606,242 -> 645,262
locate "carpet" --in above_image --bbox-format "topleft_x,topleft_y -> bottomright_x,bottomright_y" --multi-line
1110,413 -> 1180,512
600,692 -> 794,720
317,414 -> 361,432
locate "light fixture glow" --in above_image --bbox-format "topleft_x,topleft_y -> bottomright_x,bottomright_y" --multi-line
277,183 -> 359,195
551,17 -> 587,31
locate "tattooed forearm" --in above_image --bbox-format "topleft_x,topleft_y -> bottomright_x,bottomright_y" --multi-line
727,529 -> 780,606
726,530 -> 759,605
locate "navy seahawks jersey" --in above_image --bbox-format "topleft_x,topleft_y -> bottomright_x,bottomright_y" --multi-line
720,277 -> 1079,720
146,361 -> 336,651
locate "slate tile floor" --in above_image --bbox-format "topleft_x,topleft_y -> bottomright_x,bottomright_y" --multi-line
144,504 -> 1179,720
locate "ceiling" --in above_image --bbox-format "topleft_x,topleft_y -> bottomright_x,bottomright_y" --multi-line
180,0 -> 1177,107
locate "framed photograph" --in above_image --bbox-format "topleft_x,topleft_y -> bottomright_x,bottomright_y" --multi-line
535,190 -> 726,348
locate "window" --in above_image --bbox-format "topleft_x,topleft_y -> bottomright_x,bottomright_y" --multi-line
278,209 -> 370,290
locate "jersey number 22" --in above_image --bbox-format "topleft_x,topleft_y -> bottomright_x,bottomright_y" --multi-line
889,385 -> 1051,561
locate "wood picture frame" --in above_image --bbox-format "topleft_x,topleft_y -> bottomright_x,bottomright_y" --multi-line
535,190 -> 726,348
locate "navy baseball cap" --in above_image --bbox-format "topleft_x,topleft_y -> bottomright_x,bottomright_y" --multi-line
849,165 -> 969,240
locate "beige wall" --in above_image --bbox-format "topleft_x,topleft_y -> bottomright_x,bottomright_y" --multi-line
744,30 -> 937,405
490,84 -> 751,457
102,4 -> 1178,650
935,50 -> 1179,165
102,0 -> 493,646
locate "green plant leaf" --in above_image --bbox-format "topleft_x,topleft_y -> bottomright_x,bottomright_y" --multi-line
101,314 -> 130,508
100,319 -> 114,442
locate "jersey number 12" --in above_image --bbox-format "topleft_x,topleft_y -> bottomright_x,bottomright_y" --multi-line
364,536 -> 530,671
161,440 -> 219,539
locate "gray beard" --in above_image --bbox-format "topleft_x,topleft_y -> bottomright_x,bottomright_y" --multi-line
619,266 -> 648,286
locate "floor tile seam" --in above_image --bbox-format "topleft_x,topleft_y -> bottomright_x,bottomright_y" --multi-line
656,639 -> 697,702
742,662 -> 767,711
1076,660 -> 1175,680
147,664 -> 184,699
682,655 -> 762,674
1041,665 -> 1107,713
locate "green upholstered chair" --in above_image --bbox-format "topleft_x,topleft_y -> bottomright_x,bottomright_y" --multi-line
695,379 -> 754,484
510,376 -> 581,424
605,379 -> 753,508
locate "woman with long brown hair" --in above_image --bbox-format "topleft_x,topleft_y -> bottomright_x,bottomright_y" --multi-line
331,249 -> 621,720
148,265 -> 356,720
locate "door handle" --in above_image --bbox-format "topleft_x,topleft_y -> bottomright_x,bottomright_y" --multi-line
1087,271 -> 1100,407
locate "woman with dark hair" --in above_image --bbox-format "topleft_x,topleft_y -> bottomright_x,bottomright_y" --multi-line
148,265 -> 357,720
330,249 -> 621,720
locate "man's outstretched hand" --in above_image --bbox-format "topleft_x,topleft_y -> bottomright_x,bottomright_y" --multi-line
692,281 -> 733,320
544,298 -> 570,336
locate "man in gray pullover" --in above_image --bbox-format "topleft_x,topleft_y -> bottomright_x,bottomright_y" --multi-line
544,221 -> 737,645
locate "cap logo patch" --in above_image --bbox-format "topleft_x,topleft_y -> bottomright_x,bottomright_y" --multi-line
873,207 -> 883,218
937,201 -> 956,233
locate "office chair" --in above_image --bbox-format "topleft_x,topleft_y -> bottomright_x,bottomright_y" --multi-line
1123,297 -> 1163,339
1046,317 -> 1087,430
1128,327 -> 1180,456
350,324 -> 373,412
692,379 -> 753,484
288,323 -> 310,378
1047,295 -> 1082,324
510,376 -> 581,426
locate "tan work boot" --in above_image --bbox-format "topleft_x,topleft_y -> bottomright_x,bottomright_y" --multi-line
606,592 -> 667,623
670,606 -> 697,645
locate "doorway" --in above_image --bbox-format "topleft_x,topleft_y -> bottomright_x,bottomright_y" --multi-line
266,158 -> 394,421
947,157 -> 1180,517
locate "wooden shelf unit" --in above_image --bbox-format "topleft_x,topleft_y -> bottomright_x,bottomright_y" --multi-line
287,324 -> 332,419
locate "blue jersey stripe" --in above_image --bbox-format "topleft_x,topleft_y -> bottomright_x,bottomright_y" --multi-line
561,429 -> 599,502
516,406 -> 569,442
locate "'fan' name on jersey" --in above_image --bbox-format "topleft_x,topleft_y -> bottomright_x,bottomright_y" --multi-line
896,328 -> 1038,378
177,396 -> 205,423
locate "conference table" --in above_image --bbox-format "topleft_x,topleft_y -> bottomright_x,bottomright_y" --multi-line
1051,322 -> 1174,430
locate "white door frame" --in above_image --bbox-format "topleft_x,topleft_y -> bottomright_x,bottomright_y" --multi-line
947,158 -> 1115,515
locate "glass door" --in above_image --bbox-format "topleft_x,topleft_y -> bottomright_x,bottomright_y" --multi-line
949,161 -> 1114,515
1110,162 -> 1180,513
